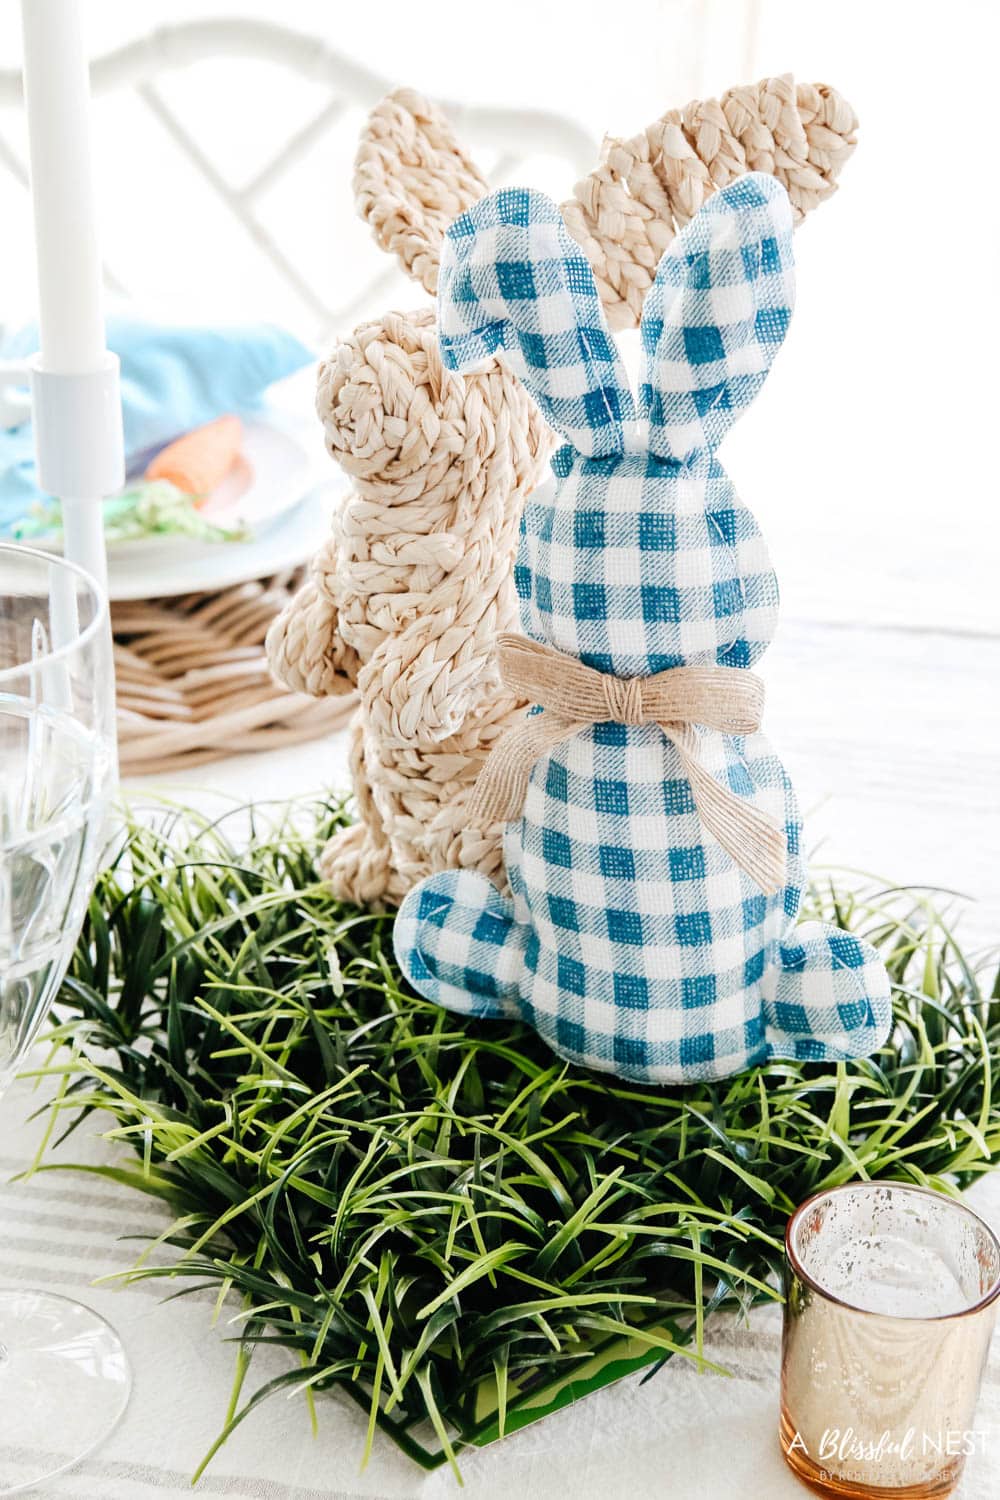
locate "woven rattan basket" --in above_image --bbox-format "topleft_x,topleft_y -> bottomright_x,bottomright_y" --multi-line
112,569 -> 355,777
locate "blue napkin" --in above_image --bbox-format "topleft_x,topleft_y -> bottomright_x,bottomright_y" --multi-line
0,317 -> 313,536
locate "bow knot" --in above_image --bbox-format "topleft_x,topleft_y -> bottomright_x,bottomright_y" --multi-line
469,634 -> 786,894
603,673 -> 645,726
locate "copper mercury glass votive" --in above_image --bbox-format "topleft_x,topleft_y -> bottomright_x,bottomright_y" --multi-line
781,1181 -> 1000,1498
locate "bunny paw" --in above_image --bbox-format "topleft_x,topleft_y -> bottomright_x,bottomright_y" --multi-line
394,870 -> 526,1019
762,921 -> 893,1063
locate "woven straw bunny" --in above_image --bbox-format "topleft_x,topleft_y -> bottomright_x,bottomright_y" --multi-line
393,175 -> 892,1083
267,80 -> 859,907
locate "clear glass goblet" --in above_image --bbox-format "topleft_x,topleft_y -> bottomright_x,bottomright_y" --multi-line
0,542 -> 130,1494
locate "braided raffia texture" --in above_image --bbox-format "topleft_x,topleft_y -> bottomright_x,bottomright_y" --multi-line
354,80 -> 857,330
561,76 -> 858,330
267,309 -> 554,905
355,89 -> 489,296
265,577 -> 361,700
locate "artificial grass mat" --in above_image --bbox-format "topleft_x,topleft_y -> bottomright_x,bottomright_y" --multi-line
26,800 -> 1000,1479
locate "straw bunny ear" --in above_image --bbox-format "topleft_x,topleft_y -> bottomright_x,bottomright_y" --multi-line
438,188 -> 634,458
563,76 -> 856,332
639,172 -> 795,462
354,89 -> 490,294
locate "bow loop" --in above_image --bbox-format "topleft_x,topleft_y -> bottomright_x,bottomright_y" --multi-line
495,635 -> 607,720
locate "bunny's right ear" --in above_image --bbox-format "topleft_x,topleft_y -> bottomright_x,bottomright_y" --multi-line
438,187 -> 635,458
639,172 -> 795,462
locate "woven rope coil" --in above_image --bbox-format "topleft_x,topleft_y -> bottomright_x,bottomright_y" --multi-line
267,78 -> 857,904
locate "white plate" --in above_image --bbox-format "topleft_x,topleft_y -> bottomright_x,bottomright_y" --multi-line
25,415 -> 336,598
107,476 -> 341,601
136,417 -> 315,535
32,412 -> 346,601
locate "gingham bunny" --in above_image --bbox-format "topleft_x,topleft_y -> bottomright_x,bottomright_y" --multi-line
269,81 -> 860,908
393,174 -> 892,1083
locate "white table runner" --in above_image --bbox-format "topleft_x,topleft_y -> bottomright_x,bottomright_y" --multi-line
3,1075 -> 1000,1499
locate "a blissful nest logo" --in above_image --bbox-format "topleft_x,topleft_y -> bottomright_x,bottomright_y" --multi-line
787,1427 -> 988,1468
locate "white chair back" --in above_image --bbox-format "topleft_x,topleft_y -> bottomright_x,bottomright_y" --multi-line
0,19 -> 598,343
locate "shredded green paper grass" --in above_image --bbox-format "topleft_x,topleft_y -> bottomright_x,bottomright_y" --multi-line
28,800 -> 1000,1479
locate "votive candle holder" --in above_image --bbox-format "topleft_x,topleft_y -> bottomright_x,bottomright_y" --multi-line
781,1181 -> 1000,1497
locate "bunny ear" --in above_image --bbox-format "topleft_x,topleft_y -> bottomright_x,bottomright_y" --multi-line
438,187 -> 634,457
354,89 -> 489,294
639,172 -> 795,461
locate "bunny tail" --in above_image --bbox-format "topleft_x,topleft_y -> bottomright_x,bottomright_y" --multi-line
762,922 -> 893,1064
394,870 -> 526,1019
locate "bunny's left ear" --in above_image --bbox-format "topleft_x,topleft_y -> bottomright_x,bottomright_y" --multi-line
640,173 -> 795,462
438,187 -> 634,458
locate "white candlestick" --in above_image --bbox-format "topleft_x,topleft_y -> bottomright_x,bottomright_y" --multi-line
20,0 -> 106,372
18,0 -> 123,598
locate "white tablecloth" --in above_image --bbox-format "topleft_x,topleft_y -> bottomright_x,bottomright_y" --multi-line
3,1071 -> 1000,1500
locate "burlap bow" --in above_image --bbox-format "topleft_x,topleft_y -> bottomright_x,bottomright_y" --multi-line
469,634 -> 786,895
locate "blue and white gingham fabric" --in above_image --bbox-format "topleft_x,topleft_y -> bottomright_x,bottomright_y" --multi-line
394,174 -> 892,1084
439,188 -> 634,458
